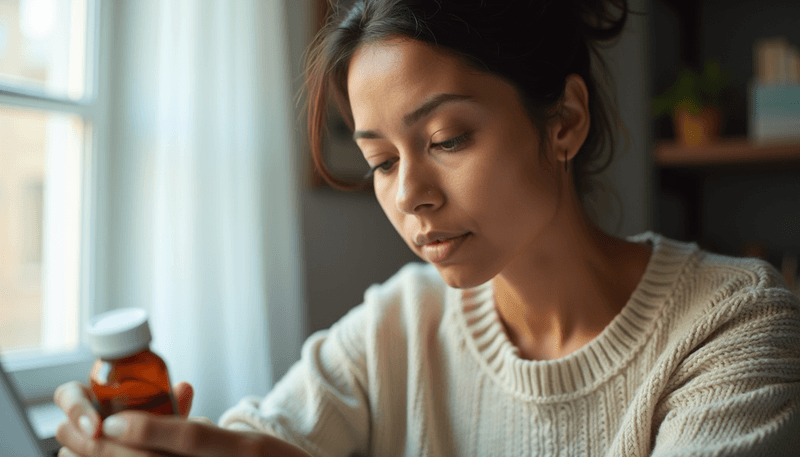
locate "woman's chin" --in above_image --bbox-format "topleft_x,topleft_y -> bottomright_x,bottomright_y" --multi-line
433,264 -> 493,289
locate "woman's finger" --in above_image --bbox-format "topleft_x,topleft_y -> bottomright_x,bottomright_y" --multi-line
57,447 -> 80,457
102,411 -> 313,457
188,416 -> 215,425
173,381 -> 194,418
102,412 -> 236,456
53,381 -> 102,439
55,419 -> 88,456
56,418 -> 172,457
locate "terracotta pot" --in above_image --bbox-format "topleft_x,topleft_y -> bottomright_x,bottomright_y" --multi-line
674,106 -> 722,146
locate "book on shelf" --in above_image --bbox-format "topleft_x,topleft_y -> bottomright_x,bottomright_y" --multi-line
750,37 -> 800,144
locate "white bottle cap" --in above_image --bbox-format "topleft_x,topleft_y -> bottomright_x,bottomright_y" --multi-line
87,308 -> 152,359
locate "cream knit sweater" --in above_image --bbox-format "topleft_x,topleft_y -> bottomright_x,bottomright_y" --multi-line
219,232 -> 800,456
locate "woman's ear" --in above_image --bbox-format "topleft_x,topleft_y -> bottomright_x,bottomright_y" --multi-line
549,74 -> 590,169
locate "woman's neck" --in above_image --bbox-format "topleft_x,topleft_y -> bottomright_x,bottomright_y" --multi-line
491,213 -> 651,361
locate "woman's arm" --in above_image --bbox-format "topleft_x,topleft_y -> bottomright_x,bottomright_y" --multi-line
218,303 -> 373,457
649,288 -> 800,456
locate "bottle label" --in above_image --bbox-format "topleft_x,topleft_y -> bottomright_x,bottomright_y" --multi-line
94,391 -> 178,419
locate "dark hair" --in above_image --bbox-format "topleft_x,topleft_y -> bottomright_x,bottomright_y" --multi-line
305,0 -> 630,214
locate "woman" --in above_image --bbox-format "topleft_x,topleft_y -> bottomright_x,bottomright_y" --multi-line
54,0 -> 800,455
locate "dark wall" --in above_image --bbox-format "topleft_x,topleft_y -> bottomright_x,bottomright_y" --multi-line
648,0 -> 682,141
699,0 -> 800,266
702,169 -> 800,267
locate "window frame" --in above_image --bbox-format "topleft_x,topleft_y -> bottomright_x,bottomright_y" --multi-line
0,0 -> 112,406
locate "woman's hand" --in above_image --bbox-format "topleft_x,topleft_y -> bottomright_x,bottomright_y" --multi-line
54,381 -> 312,457
54,381 -> 196,440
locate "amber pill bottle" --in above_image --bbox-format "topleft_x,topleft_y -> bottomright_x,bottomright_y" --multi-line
87,308 -> 178,419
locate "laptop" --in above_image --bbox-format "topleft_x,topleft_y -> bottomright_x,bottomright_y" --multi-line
0,359 -> 50,457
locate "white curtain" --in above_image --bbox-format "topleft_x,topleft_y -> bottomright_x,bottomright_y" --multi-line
106,0 -> 304,421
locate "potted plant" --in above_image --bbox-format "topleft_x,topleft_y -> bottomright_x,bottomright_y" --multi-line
652,59 -> 732,146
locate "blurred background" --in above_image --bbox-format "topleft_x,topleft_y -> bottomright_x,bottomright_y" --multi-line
0,0 -> 798,452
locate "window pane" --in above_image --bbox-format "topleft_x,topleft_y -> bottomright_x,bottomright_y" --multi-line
0,0 -> 88,100
0,106 -> 85,356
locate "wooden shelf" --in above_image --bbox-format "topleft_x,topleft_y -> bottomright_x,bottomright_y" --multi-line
654,138 -> 800,167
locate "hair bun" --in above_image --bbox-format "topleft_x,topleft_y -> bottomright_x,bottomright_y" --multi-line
572,0 -> 629,42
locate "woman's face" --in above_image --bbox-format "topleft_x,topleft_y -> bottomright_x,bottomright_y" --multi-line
347,38 -> 566,289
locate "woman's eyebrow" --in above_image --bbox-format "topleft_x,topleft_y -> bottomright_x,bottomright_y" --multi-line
352,93 -> 473,141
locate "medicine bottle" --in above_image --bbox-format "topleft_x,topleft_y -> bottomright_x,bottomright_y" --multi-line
87,308 -> 178,419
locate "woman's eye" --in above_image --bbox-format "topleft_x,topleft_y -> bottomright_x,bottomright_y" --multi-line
362,133 -> 470,180
364,158 -> 397,179
432,133 -> 470,152
377,159 -> 396,172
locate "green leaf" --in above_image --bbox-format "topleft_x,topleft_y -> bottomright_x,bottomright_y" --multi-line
650,59 -> 732,120
652,95 -> 673,118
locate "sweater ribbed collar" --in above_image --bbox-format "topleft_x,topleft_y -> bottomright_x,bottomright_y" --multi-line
452,231 -> 699,401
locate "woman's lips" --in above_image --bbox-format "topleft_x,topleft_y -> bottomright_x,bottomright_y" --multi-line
422,233 -> 469,263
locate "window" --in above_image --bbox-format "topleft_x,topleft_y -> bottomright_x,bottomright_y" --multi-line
0,0 -> 108,404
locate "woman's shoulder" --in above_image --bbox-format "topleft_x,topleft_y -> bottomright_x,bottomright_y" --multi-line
637,231 -> 798,310
691,249 -> 798,307
641,237 -> 799,399
662,240 -> 800,341
629,232 -> 799,344
326,262 -> 450,341
310,262 -> 455,385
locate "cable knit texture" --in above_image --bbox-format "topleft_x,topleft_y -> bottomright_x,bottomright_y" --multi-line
218,232 -> 800,456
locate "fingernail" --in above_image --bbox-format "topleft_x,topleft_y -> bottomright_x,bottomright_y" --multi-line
59,447 -> 78,457
102,415 -> 127,437
79,415 -> 94,437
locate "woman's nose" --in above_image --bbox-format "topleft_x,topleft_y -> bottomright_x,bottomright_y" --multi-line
395,158 -> 442,215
